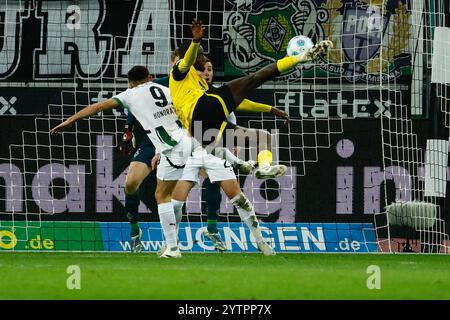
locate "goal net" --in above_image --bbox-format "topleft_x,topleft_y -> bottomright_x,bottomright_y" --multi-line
0,0 -> 449,253
374,0 -> 449,253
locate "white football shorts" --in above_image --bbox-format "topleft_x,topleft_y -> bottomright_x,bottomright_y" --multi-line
156,134 -> 193,181
181,143 -> 236,184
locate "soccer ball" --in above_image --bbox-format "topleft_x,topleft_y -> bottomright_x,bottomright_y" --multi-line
286,35 -> 314,56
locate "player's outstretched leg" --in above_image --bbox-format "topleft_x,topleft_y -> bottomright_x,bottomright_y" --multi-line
226,64 -> 286,178
172,179 -> 275,255
225,41 -> 332,179
124,161 -> 152,253
203,178 -> 226,251
221,180 -> 276,256
171,143 -> 275,255
211,146 -> 256,175
231,126 -> 284,179
226,40 -> 333,106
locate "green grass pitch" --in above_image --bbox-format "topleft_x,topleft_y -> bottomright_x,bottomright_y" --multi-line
1,252 -> 449,300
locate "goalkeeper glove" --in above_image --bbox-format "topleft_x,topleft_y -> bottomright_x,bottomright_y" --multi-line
120,125 -> 136,157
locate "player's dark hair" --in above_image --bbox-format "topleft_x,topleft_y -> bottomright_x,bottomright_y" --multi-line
194,56 -> 211,71
127,66 -> 150,82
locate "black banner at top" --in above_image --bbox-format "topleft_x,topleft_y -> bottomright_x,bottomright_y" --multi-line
0,0 -> 412,83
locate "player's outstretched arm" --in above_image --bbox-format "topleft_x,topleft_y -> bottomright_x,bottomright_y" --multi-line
191,18 -> 204,43
236,99 -> 272,113
270,107 -> 289,124
50,98 -> 118,135
177,19 -> 205,74
235,99 -> 289,123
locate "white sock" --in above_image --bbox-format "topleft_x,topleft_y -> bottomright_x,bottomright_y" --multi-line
213,147 -> 244,166
230,193 -> 263,242
172,199 -> 185,232
157,202 -> 178,248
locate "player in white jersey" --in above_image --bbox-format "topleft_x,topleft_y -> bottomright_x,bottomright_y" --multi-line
51,65 -> 275,257
51,66 -> 190,258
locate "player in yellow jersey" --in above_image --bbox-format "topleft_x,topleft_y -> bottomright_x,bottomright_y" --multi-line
169,19 -> 333,179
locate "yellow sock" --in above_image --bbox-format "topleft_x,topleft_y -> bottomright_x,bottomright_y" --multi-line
276,55 -> 302,74
257,150 -> 272,168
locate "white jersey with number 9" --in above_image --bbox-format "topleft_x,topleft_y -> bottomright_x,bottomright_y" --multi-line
113,81 -> 187,153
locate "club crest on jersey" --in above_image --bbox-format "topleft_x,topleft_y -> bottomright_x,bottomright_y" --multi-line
223,0 -> 411,83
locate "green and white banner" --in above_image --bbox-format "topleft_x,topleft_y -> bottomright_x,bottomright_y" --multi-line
0,221 -> 104,251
